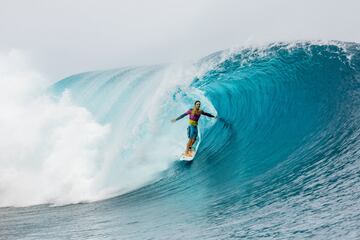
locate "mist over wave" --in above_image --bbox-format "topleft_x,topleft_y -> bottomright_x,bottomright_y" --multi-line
0,50 -> 110,206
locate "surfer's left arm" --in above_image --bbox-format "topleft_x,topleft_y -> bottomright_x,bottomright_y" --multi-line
201,111 -> 217,118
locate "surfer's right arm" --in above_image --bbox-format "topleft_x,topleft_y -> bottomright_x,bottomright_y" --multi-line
171,109 -> 191,123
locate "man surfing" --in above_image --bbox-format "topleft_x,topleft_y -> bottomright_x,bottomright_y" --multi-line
171,100 -> 216,157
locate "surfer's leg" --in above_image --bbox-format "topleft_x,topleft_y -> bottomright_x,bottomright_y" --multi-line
190,138 -> 196,150
185,138 -> 195,156
186,126 -> 192,154
190,126 -> 198,151
185,126 -> 197,155
186,139 -> 192,154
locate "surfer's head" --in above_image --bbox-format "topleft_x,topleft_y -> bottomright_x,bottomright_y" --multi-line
194,100 -> 201,110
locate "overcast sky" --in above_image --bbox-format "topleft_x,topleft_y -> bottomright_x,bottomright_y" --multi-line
1,0 -> 359,81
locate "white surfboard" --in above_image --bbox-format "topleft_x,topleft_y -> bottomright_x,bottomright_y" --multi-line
180,129 -> 201,161
180,151 -> 196,161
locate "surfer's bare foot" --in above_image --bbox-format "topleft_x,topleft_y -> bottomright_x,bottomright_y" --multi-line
183,151 -> 191,157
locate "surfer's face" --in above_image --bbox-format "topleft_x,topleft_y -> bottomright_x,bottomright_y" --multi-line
195,102 -> 201,109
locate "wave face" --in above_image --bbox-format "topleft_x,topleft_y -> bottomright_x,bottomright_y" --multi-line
1,42 -> 360,239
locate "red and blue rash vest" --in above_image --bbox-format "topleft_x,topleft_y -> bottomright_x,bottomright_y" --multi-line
176,108 -> 215,126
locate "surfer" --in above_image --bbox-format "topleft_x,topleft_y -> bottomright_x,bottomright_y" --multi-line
171,100 -> 216,156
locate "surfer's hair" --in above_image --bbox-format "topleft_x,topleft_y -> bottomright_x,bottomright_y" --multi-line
194,100 -> 201,105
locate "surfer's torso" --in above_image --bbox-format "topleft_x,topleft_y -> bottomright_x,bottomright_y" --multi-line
186,108 -> 202,126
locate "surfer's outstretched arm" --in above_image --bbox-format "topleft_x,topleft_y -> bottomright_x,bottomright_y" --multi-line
201,111 -> 217,118
171,111 -> 189,122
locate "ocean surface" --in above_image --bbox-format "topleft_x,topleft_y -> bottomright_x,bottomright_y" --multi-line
1,41 -> 360,239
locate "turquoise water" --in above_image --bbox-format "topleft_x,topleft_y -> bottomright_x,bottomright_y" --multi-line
1,42 -> 360,239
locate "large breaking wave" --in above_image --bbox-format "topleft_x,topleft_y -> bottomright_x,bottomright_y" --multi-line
1,41 -> 360,236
